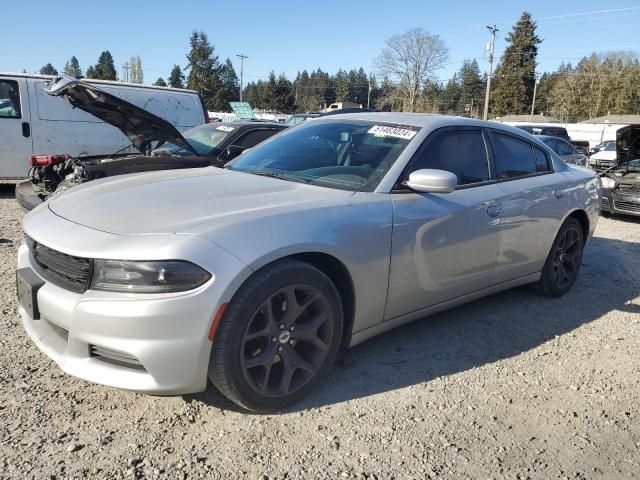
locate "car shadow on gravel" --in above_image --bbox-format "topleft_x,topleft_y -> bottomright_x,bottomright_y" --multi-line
189,235 -> 640,413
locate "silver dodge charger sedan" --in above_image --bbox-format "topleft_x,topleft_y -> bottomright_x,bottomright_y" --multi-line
17,113 -> 601,411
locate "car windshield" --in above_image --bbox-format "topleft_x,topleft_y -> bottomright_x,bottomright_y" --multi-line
227,120 -> 419,192
156,124 -> 237,156
605,142 -> 616,151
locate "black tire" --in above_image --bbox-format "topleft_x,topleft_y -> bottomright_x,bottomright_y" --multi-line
209,259 -> 343,412
532,217 -> 584,298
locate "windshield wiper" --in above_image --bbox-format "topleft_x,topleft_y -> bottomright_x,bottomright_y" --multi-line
246,170 -> 311,183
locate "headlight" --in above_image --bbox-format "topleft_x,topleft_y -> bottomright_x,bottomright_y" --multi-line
601,177 -> 616,189
91,260 -> 212,293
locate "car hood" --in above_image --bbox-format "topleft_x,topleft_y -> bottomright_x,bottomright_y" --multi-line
590,150 -> 616,161
47,167 -> 354,235
46,76 -> 196,155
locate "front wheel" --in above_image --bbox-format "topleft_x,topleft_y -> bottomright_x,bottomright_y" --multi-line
532,217 -> 584,298
209,259 -> 343,412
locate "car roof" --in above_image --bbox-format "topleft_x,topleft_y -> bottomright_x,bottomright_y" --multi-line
313,112 -> 534,136
536,135 -> 565,142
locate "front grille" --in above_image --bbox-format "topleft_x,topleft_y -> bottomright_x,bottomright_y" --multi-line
618,183 -> 640,194
27,237 -> 92,293
90,345 -> 145,371
601,197 -> 610,209
614,200 -> 640,213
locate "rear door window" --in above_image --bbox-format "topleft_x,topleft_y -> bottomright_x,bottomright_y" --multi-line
0,80 -> 21,118
490,132 -> 538,179
409,129 -> 490,186
533,146 -> 551,172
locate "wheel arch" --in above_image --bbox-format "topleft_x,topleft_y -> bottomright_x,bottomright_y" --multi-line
239,249 -> 356,348
566,208 -> 590,244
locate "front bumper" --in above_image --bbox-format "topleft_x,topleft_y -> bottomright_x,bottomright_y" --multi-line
15,180 -> 43,212
17,209 -> 253,394
600,189 -> 640,217
18,244 -> 217,394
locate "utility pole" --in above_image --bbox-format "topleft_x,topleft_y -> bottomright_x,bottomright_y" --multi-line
367,78 -> 372,109
483,25 -> 498,120
236,54 -> 248,102
530,74 -> 539,121
121,62 -> 130,83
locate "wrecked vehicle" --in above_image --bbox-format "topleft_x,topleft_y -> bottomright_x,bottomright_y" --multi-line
600,125 -> 640,217
15,77 -> 287,210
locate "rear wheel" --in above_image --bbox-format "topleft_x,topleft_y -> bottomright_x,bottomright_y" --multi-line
532,217 -> 584,298
209,259 -> 343,412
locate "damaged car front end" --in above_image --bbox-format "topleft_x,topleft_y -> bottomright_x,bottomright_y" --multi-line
15,76 -> 210,210
600,125 -> 640,217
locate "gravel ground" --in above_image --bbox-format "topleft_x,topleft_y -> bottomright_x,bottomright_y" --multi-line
0,183 -> 639,480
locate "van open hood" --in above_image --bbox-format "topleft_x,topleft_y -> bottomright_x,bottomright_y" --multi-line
46,76 -> 197,155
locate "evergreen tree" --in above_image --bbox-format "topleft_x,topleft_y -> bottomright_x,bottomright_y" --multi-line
185,31 -> 221,108
212,58 -> 239,111
441,74 -> 461,113
91,51 -> 117,80
39,63 -> 58,76
491,12 -> 541,115
168,65 -> 185,89
63,56 -> 82,78
335,70 -> 349,102
457,59 -> 484,116
154,77 -> 167,87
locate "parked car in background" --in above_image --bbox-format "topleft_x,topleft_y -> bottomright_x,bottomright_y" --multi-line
516,124 -> 571,140
285,113 -> 321,126
16,77 -> 286,210
17,113 -> 599,411
590,140 -> 615,156
324,101 -> 362,112
589,141 -> 617,170
0,73 -> 208,179
538,135 -> 588,166
599,124 -> 640,217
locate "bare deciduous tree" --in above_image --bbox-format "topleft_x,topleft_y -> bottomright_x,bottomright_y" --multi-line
374,28 -> 448,112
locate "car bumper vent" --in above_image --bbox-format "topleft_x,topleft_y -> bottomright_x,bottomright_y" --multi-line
89,345 -> 145,371
614,200 -> 640,213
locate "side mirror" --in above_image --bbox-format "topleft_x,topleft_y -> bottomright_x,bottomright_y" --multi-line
405,169 -> 457,193
220,145 -> 245,162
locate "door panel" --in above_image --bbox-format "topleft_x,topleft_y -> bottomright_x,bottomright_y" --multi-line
386,185 -> 503,320
493,175 -> 567,282
0,78 -> 33,178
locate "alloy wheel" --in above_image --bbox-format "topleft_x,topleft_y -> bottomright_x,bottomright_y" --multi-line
239,284 -> 334,397
551,226 -> 582,289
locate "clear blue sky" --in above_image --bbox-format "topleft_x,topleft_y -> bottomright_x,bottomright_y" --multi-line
4,1 -> 640,83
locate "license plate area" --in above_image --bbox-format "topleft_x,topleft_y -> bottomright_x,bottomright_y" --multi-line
16,268 -> 45,319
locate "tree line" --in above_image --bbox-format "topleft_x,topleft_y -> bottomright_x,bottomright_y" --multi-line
35,13 -> 640,120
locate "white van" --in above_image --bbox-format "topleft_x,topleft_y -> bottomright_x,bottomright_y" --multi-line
0,73 -> 208,178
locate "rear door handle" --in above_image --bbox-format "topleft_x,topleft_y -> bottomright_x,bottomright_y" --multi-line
22,122 -> 30,138
486,205 -> 503,218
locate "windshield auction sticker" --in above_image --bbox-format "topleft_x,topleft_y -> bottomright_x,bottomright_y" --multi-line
368,125 -> 417,140
216,125 -> 237,132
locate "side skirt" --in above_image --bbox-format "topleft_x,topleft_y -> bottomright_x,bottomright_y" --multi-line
348,272 -> 541,347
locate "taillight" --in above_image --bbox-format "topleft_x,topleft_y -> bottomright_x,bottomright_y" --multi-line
29,154 -> 69,167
